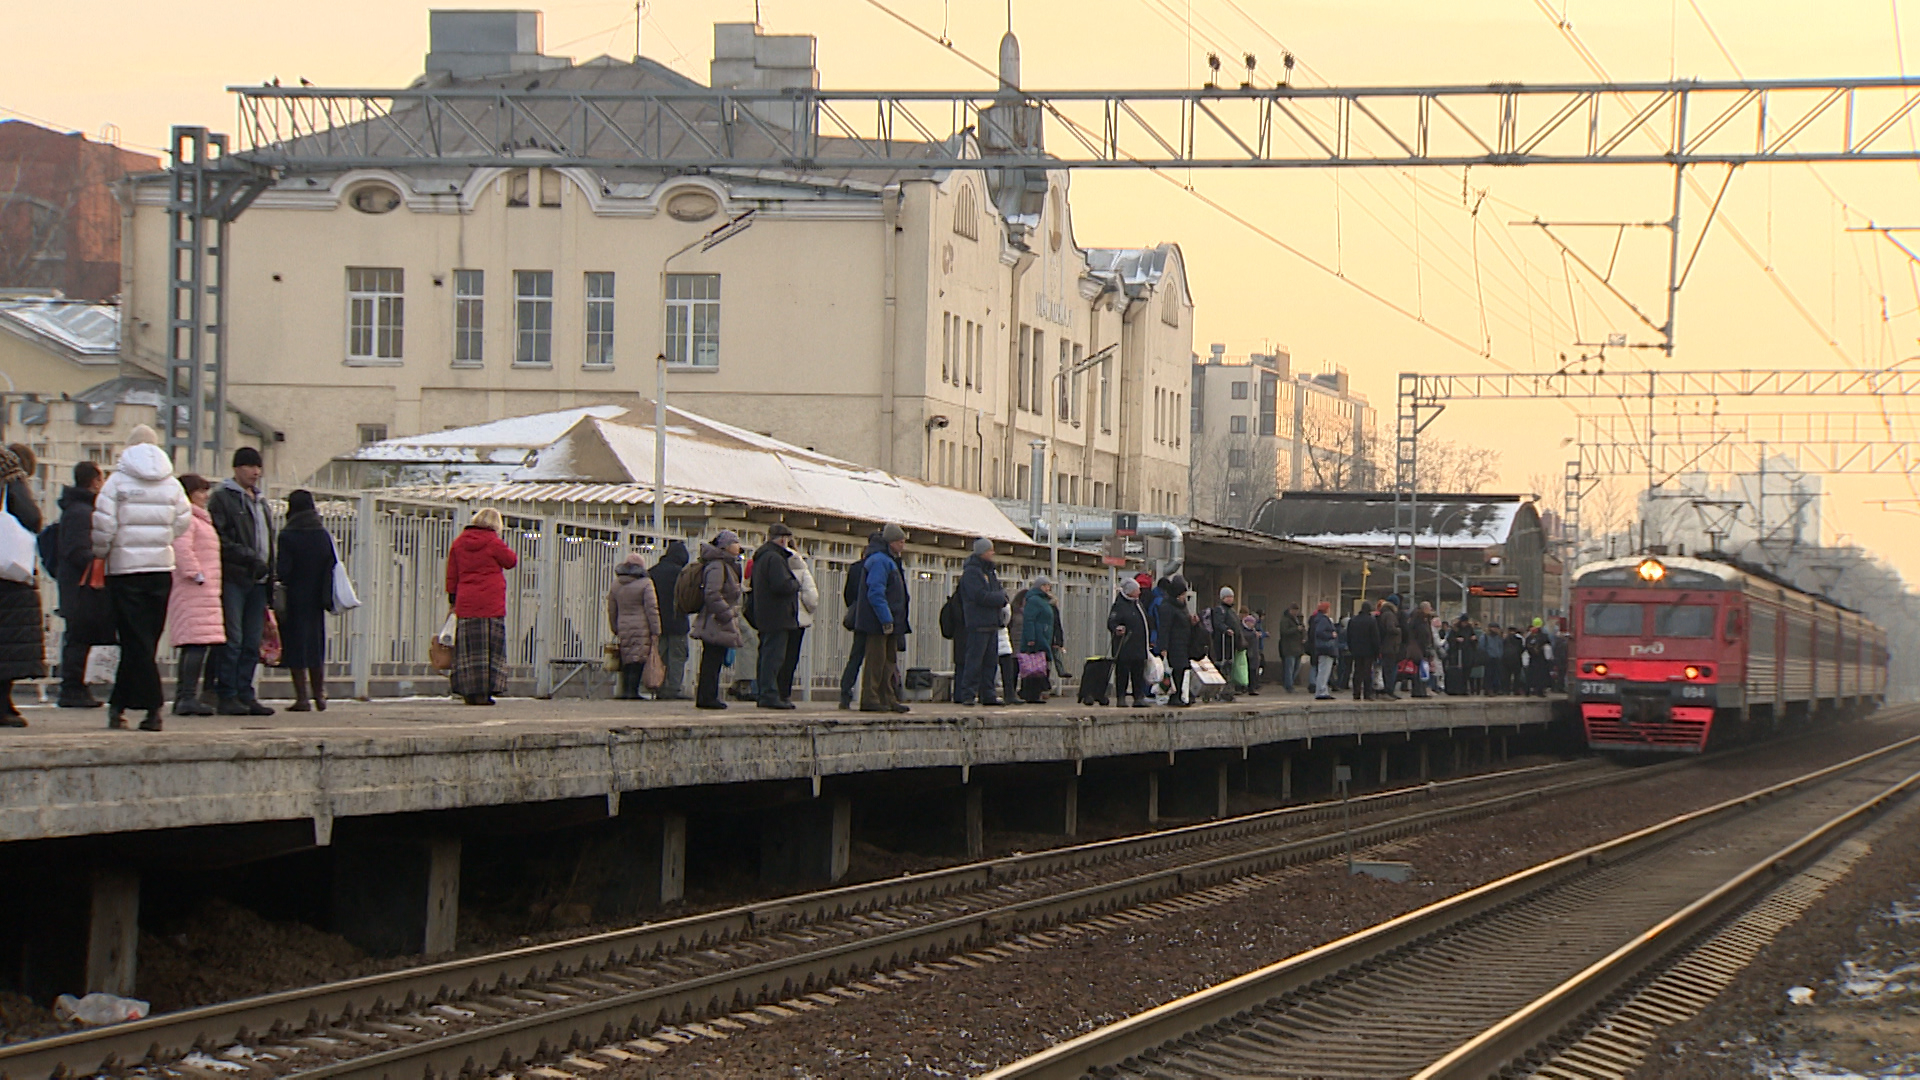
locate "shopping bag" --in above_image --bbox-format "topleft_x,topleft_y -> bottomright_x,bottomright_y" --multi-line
1192,657 -> 1227,686
642,648 -> 666,690
83,645 -> 120,685
1231,650 -> 1249,687
1144,652 -> 1166,687
437,614 -> 458,647
602,643 -> 622,672
1017,650 -> 1050,680
0,489 -> 35,584
428,639 -> 455,673
260,610 -> 283,667
328,536 -> 360,613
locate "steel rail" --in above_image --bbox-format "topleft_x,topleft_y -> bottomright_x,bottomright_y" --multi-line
979,730 -> 1920,1079
0,759 -> 1602,1080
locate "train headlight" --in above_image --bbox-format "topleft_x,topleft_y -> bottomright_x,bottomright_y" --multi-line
1637,558 -> 1667,582
1684,665 -> 1699,679
1594,663 -> 1609,676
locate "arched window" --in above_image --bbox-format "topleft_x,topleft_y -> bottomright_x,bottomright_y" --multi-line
1161,281 -> 1181,328
953,184 -> 979,240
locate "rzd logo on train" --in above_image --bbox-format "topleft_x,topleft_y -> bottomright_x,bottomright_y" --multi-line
1629,642 -> 1665,656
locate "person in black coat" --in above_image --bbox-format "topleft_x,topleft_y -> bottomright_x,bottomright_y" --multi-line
0,445 -> 43,726
275,490 -> 338,712
954,539 -> 1010,706
748,523 -> 801,710
1106,577 -> 1151,707
649,540 -> 691,700
54,461 -> 111,709
1346,604 -> 1380,700
1158,576 -> 1195,707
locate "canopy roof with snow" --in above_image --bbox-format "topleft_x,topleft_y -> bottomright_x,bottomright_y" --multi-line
353,404 -> 1031,545
1248,491 -> 1542,550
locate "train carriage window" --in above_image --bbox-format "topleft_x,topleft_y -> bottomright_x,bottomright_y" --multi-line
1582,603 -> 1643,636
1724,608 -> 1742,642
1652,604 -> 1715,637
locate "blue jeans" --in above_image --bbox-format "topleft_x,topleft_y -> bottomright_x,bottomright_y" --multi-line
956,628 -> 1001,703
218,579 -> 269,701
1279,652 -> 1300,692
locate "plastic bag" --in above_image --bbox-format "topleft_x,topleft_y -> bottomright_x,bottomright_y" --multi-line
54,992 -> 149,1026
0,488 -> 35,584
437,614 -> 457,647
83,645 -> 120,686
602,643 -> 621,672
1144,653 -> 1166,687
642,648 -> 666,690
259,610 -> 283,667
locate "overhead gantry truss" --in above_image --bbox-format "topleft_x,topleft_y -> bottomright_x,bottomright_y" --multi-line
228,77 -> 1920,171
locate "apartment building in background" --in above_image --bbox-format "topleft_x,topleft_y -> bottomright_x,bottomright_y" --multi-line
0,121 -> 157,302
118,12 -> 1194,510
1188,344 -> 1376,526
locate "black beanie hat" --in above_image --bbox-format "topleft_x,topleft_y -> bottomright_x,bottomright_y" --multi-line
233,446 -> 264,468
287,489 -> 316,515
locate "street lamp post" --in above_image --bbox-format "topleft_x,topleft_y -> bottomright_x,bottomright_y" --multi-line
1041,344 -> 1119,579
653,210 -> 755,551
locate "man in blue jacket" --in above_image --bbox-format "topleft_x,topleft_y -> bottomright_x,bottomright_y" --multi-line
852,523 -> 911,713
954,538 -> 1009,706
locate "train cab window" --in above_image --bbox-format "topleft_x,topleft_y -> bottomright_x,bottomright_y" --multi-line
1583,603 -> 1643,636
1653,604 -> 1715,637
1724,608 -> 1743,642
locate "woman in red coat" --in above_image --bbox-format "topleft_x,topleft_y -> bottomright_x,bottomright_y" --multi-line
446,507 -> 518,705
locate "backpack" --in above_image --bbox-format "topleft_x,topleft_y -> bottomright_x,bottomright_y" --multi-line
939,591 -> 962,640
36,521 -> 58,576
674,561 -> 705,615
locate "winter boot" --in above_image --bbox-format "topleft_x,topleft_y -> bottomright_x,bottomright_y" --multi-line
309,668 -> 328,711
288,669 -> 312,712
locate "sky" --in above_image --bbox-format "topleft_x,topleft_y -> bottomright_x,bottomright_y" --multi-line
9,0 -> 1920,581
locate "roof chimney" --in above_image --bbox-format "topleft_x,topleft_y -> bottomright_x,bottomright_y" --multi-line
425,10 -> 571,79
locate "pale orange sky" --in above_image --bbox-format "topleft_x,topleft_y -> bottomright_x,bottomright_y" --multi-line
9,0 -> 1920,580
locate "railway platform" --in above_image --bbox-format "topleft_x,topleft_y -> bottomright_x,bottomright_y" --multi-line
0,693 -> 1560,1004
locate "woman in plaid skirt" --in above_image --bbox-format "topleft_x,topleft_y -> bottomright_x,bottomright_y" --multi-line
446,507 -> 518,705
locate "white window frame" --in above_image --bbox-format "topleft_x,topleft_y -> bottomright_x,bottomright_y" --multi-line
584,271 -> 616,368
453,269 -> 484,367
664,273 -> 721,368
346,267 -> 404,364
514,270 -> 554,366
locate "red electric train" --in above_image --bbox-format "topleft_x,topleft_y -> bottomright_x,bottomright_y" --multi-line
1571,554 -> 1888,753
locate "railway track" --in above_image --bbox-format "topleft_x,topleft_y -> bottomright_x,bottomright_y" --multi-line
0,756 -> 1635,1080
981,731 -> 1920,1080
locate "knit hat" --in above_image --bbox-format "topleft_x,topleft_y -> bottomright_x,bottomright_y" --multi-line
972,537 -> 994,556
714,529 -> 740,549
1031,574 -> 1052,589
127,424 -> 159,447
286,489 -> 316,515
233,446 -> 263,468
1316,601 -> 1331,614
882,523 -> 907,543
1119,578 -> 1140,598
1135,572 -> 1155,590
1532,617 -> 1545,627
1219,586 -> 1235,601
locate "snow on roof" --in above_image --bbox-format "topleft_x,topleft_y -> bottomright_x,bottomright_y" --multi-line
0,298 -> 119,357
345,406 -> 631,464
361,402 -> 1030,544
1249,493 -> 1535,550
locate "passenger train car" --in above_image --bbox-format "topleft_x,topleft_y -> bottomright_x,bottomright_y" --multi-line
1571,555 -> 1888,753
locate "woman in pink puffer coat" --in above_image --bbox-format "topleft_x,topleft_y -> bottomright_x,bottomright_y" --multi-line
166,474 -> 224,716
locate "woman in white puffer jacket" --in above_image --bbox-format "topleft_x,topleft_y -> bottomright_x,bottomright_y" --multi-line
92,425 -> 192,731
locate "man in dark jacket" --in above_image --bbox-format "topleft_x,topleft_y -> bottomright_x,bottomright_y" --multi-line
1277,603 -> 1306,692
1524,617 -> 1553,696
1346,603 -> 1380,700
207,446 -> 276,715
1209,587 -> 1245,702
1406,602 -> 1435,698
954,538 -> 1009,706
649,540 -> 691,699
1503,627 -> 1526,695
852,524 -> 911,713
1158,576 -> 1195,706
1107,577 -> 1151,707
748,523 -> 801,709
1375,598 -> 1404,701
54,462 -> 110,708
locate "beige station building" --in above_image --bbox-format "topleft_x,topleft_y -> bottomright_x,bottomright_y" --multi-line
116,12 -> 1195,514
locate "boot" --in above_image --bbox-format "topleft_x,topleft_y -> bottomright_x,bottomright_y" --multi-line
288,669 -> 312,712
138,710 -> 163,732
310,669 -> 328,712
174,650 -> 215,717
107,706 -> 128,730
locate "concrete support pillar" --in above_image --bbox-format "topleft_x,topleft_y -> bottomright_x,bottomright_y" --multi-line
1281,755 -> 1293,801
964,785 -> 984,859
761,796 -> 851,887
84,867 -> 138,996
332,835 -> 460,957
987,774 -> 1078,837
1452,738 -> 1463,775
1378,746 -> 1390,786
1216,763 -> 1230,819
1418,742 -> 1431,781
1147,771 -> 1161,825
1500,735 -> 1509,763
594,814 -> 686,918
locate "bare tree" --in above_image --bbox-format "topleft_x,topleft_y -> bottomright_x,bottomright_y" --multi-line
1295,409 -> 1383,492
0,158 -> 75,291
1189,427 -> 1278,526
1419,438 -> 1501,493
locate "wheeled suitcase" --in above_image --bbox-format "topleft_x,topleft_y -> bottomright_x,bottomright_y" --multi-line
1018,672 -> 1051,704
1078,656 -> 1114,706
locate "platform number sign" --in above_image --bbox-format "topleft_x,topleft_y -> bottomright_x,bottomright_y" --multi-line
1113,512 -> 1139,537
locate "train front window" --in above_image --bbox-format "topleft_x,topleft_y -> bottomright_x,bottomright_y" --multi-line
1653,604 -> 1716,637
1583,603 -> 1643,636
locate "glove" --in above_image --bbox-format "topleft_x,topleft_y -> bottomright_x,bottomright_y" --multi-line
191,573 -> 205,585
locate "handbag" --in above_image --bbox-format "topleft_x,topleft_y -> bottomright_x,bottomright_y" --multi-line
1017,650 -> 1050,680
642,647 -> 666,690
0,488 -> 35,584
83,644 -> 120,685
1398,658 -> 1417,676
83,558 -> 105,589
328,535 -> 360,613
602,642 -> 622,672
259,610 -> 283,667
